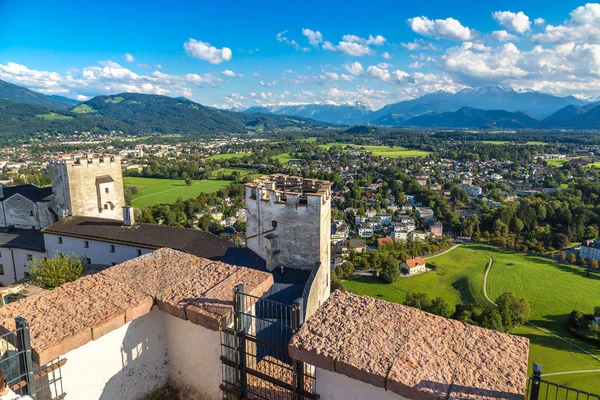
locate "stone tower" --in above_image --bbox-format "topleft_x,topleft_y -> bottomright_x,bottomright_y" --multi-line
245,174 -> 332,272
48,155 -> 125,221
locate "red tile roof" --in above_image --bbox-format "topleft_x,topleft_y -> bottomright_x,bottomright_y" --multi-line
289,291 -> 529,400
0,248 -> 273,365
377,237 -> 393,245
405,257 -> 426,268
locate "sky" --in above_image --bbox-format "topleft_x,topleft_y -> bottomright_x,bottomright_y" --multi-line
1,0 -> 599,110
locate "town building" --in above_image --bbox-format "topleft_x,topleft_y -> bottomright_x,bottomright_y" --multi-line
401,257 -> 427,275
579,239 -> 600,262
331,220 -> 349,244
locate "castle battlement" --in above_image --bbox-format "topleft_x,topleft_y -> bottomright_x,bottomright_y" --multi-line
245,174 -> 332,207
48,155 -> 120,167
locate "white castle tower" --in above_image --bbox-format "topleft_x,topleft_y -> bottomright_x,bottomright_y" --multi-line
48,155 -> 125,221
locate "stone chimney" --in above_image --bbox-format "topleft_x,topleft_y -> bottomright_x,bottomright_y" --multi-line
122,207 -> 135,227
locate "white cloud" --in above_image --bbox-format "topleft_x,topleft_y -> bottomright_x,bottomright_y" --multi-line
534,18 -> 546,26
321,33 -> 386,56
341,34 -> 386,46
366,64 -> 411,84
492,11 -> 531,34
302,28 -> 323,46
184,39 -> 232,64
0,60 -> 222,100
408,16 -> 476,41
222,69 -> 237,77
123,53 -> 135,63
440,42 -> 527,82
382,52 -> 391,59
401,39 -> 439,51
76,94 -> 90,101
277,31 -> 310,51
531,3 -> 600,44
492,30 -> 519,42
343,61 -> 364,76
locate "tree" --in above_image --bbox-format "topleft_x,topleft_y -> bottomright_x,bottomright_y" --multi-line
553,233 -> 570,250
185,177 -> 193,186
198,214 -> 213,231
495,292 -> 531,332
557,251 -> 566,261
336,262 -> 355,280
478,307 -> 504,331
568,253 -> 577,264
404,292 -> 431,310
566,310 -> 585,330
587,259 -> 599,270
379,256 -> 401,283
427,297 -> 452,318
511,217 -> 524,233
29,253 -> 84,289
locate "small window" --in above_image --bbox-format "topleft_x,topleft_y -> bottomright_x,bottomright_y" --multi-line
27,254 -> 33,261
58,237 -> 63,244
24,272 -> 30,278
85,258 -> 91,265
29,210 -> 33,216
84,240 -> 89,248
137,249 -> 142,256
0,264 -> 4,275
105,187 -> 110,194
104,204 -> 108,210
110,245 -> 115,253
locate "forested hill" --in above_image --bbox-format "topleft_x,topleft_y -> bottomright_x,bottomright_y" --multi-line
81,93 -> 328,133
0,92 -> 330,140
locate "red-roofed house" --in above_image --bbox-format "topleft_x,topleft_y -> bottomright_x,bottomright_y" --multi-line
377,237 -> 393,248
400,257 -> 427,275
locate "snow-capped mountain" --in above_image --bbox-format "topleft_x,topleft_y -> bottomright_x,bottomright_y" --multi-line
243,101 -> 372,125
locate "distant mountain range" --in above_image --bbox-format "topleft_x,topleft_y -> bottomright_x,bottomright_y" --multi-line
241,86 -> 600,129
243,101 -> 372,124
1,78 -> 599,134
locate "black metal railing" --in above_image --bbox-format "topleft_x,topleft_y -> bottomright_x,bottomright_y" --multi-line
221,284 -> 318,400
526,364 -> 600,400
0,317 -> 66,400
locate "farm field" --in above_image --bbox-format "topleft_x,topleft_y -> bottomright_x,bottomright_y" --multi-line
123,177 -> 231,206
317,143 -> 430,157
344,244 -> 600,393
272,153 -> 300,163
206,152 -> 251,160
36,113 -> 74,120
209,167 -> 259,179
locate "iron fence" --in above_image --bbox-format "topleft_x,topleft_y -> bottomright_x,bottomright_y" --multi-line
221,284 -> 318,400
0,317 -> 66,400
526,364 -> 600,400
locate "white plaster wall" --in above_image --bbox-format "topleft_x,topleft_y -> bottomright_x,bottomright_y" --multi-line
60,308 -> 168,400
43,233 -> 153,266
164,313 -> 223,400
0,248 -> 16,286
12,249 -> 43,281
3,195 -> 40,229
315,368 -> 407,400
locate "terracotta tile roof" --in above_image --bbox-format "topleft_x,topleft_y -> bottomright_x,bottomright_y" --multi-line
289,291 -> 529,400
0,248 -> 273,365
376,237 -> 393,245
405,257 -> 426,268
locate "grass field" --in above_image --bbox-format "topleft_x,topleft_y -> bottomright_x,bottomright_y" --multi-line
547,158 -> 571,167
36,113 -> 74,120
344,246 -> 489,308
123,177 -> 231,206
206,152 -> 251,160
209,168 -> 259,179
272,153 -> 300,163
317,143 -> 430,158
71,104 -> 95,113
344,244 -> 600,393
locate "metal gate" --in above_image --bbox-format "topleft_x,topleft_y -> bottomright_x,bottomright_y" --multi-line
220,284 -> 318,400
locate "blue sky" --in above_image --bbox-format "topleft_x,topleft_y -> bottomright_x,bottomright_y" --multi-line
1,0 -> 598,109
